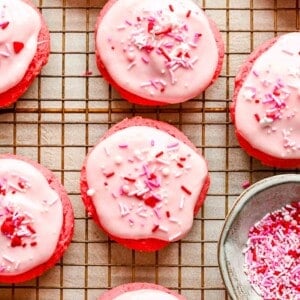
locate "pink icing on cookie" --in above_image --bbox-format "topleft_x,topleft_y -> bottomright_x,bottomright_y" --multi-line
96,0 -> 219,104
0,0 -> 41,93
113,289 -> 178,300
85,126 -> 208,242
0,158 -> 63,275
235,33 -> 300,160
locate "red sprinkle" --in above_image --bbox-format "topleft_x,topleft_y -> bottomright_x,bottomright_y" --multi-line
124,176 -> 136,182
254,113 -> 260,122
186,10 -> 191,18
152,225 -> 159,232
13,41 -> 24,54
166,211 -> 171,218
169,4 -> 174,12
155,151 -> 164,158
0,21 -> 9,30
158,47 -> 171,62
155,27 -> 172,36
181,185 -> 192,195
105,172 -> 115,178
177,162 -> 184,168
148,20 -> 155,32
30,241 -> 37,247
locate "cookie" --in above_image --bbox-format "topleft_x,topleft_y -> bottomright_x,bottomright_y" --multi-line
80,117 -> 210,251
0,154 -> 74,283
231,32 -> 300,168
0,0 -> 50,108
95,0 -> 224,106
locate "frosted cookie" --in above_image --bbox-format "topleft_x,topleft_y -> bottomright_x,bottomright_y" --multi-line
0,0 -> 50,108
231,32 -> 300,168
95,0 -> 224,106
0,154 -> 74,283
80,117 -> 210,251
98,282 -> 186,300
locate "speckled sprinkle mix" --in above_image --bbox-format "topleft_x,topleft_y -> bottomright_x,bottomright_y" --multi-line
243,201 -> 300,299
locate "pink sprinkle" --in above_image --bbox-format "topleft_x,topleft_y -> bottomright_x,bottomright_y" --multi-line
242,180 -> 251,189
167,142 -> 179,149
82,70 -> 93,76
141,56 -> 149,64
119,144 -> 128,148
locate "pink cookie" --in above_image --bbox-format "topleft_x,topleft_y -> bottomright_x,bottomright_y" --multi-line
80,117 -> 210,251
0,0 -> 50,108
98,282 -> 186,300
95,0 -> 224,106
231,32 -> 300,168
0,154 -> 74,283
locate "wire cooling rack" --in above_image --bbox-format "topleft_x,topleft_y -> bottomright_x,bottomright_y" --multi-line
0,0 -> 299,299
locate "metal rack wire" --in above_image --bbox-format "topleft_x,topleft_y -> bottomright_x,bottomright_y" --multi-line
0,0 -> 299,299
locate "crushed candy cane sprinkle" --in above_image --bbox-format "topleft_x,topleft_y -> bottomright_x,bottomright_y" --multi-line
243,201 -> 300,299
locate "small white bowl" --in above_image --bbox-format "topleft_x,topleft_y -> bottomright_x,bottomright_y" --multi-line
218,174 -> 300,300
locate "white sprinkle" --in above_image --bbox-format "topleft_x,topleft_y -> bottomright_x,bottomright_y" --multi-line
2,255 -> 14,263
169,218 -> 179,224
14,261 -> 20,270
162,167 -> 170,176
179,196 -> 185,209
114,155 -> 123,165
118,202 -> 130,217
48,197 -> 58,206
169,232 -> 181,241
156,158 -> 170,165
117,25 -> 126,30
104,146 -> 110,156
127,61 -> 136,70
159,226 -> 169,233
87,189 -> 95,197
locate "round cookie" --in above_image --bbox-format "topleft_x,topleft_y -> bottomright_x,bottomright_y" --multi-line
231,32 -> 300,168
80,117 -> 210,251
98,282 -> 186,300
95,0 -> 224,106
0,0 -> 50,108
0,154 -> 74,283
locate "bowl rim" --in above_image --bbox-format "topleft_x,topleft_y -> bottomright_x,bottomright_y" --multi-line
218,173 -> 300,300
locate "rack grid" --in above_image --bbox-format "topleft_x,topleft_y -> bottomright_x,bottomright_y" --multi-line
0,0 -> 299,299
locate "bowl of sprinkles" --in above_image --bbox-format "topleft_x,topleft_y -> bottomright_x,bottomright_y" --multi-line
218,174 -> 300,300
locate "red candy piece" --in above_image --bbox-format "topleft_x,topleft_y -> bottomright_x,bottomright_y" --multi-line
144,196 -> 158,208
13,41 -> 24,54
11,235 -> 22,248
0,21 -> 9,30
1,217 -> 15,236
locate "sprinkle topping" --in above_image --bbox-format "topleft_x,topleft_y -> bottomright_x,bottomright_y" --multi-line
243,201 -> 300,299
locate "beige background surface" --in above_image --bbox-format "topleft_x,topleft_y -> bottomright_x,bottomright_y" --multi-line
0,0 -> 299,299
